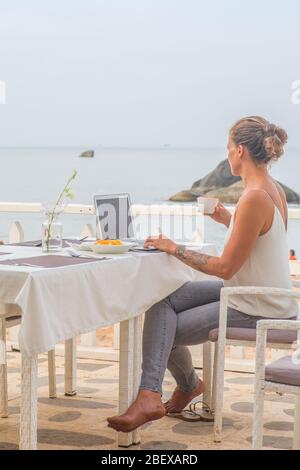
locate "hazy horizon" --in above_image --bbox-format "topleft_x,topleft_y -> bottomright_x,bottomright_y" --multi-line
0,144 -> 300,150
0,0 -> 299,147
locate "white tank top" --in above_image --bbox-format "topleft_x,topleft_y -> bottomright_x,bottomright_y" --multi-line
223,191 -> 298,319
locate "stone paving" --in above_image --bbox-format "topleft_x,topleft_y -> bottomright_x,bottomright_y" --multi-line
0,351 -> 296,450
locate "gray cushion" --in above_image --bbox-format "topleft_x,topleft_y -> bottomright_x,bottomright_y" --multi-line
208,327 -> 297,344
265,355 -> 300,387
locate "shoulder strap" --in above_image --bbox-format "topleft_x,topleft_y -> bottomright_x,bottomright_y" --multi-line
244,188 -> 275,205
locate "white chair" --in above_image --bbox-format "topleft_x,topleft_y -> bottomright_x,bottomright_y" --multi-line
207,286 -> 299,442
252,318 -> 300,450
0,303 -> 57,418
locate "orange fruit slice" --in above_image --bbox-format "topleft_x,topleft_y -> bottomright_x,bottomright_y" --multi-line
96,239 -> 123,246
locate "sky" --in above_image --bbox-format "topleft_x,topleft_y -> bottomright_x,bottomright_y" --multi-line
0,0 -> 299,147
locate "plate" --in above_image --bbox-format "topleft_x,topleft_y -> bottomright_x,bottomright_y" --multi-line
71,242 -> 94,252
90,242 -> 136,254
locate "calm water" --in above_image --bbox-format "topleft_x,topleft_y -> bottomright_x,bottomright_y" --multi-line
0,146 -> 300,253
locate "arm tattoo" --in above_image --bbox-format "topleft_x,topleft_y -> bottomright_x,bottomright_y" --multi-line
174,244 -> 212,271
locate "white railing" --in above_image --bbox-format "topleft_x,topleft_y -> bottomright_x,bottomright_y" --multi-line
1,201 -> 300,372
0,201 -> 204,242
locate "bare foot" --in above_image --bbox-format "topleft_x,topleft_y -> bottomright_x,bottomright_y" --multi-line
164,379 -> 205,414
107,389 -> 165,433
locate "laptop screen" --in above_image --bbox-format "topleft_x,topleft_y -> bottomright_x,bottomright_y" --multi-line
94,193 -> 135,240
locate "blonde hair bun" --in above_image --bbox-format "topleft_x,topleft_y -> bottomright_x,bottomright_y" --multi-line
264,123 -> 288,162
230,116 -> 288,165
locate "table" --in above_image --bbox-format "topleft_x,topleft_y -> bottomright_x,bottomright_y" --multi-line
0,243 -> 215,449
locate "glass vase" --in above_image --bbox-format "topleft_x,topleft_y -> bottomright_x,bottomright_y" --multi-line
42,204 -> 64,252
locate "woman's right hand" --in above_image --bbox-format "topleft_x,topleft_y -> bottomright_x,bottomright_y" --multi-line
208,201 -> 232,227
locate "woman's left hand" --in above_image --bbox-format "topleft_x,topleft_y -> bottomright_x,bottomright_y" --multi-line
144,234 -> 177,255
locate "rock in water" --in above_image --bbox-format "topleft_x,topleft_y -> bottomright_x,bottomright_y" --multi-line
169,159 -> 300,204
191,159 -> 240,194
169,190 -> 197,202
79,150 -> 94,158
276,182 -> 300,204
205,180 -> 244,203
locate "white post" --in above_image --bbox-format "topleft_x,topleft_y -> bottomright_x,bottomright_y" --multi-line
0,316 -> 8,418
202,342 -> 213,413
64,338 -> 77,396
132,315 -> 143,445
48,350 -> 56,398
213,290 -> 228,443
252,324 -> 267,450
118,319 -> 135,447
212,342 -> 218,413
19,353 -> 38,450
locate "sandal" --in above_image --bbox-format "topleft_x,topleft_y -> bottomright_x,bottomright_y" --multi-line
166,400 -> 214,422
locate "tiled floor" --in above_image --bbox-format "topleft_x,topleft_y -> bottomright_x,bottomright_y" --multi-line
0,351 -> 296,450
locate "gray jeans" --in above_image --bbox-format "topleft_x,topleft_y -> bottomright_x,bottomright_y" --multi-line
140,280 -> 264,394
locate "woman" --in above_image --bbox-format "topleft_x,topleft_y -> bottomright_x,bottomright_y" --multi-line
107,116 -> 298,433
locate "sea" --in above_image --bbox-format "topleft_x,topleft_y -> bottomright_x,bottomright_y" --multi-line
0,146 -> 299,254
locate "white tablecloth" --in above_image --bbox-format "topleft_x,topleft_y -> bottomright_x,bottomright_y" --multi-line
0,244 -> 216,355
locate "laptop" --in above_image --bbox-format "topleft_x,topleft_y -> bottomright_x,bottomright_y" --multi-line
93,193 -> 158,251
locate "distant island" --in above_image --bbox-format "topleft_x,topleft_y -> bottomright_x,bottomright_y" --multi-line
169,159 -> 300,204
79,149 -> 94,158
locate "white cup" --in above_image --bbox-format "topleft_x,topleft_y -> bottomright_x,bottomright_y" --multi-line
197,196 -> 218,215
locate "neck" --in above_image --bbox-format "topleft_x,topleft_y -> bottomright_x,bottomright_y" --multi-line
240,162 -> 269,188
